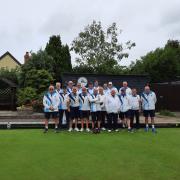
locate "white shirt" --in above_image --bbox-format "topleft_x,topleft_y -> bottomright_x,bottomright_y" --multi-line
79,93 -> 90,111
87,88 -> 94,95
55,89 -> 63,95
43,92 -> 60,112
105,95 -> 120,114
119,87 -> 132,96
67,87 -> 72,94
77,88 -> 82,94
129,94 -> 141,110
58,93 -> 69,110
99,94 -> 106,111
141,91 -> 157,110
69,93 -> 80,107
103,89 -> 109,96
89,94 -> 101,112
118,94 -> 131,112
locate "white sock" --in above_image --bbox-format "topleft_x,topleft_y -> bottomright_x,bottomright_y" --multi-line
146,124 -> 149,128
152,125 -> 155,129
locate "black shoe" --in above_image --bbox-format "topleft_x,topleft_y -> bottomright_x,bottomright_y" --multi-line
43,128 -> 48,133
55,128 -> 60,133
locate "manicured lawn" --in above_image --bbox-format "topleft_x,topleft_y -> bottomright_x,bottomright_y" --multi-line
0,129 -> 180,180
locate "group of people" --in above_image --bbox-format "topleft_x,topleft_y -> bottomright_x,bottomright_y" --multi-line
43,80 -> 157,133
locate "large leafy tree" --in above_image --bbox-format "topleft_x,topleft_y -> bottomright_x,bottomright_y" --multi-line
129,40 -> 180,82
45,35 -> 72,80
71,20 -> 135,73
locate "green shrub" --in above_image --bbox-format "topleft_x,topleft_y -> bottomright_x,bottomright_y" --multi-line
31,93 -> 44,112
24,69 -> 54,94
17,87 -> 37,106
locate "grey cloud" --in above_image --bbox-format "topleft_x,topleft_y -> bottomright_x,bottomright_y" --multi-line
161,7 -> 180,27
0,0 -> 180,65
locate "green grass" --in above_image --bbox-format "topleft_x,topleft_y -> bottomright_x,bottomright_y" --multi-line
0,129 -> 180,180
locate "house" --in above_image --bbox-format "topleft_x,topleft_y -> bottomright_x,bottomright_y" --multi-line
0,51 -> 21,70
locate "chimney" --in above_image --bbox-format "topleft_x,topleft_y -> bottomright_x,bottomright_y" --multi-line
24,52 -> 30,64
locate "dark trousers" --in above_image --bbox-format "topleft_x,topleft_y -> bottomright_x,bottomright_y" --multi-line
107,113 -> 118,130
59,109 -> 70,128
130,110 -> 140,129
100,111 -> 106,127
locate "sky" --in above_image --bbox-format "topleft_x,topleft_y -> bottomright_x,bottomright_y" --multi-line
0,0 -> 180,66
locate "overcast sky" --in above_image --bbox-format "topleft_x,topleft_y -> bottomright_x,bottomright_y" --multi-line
0,0 -> 180,66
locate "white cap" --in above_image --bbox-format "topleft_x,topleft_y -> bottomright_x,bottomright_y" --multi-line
108,82 -> 112,85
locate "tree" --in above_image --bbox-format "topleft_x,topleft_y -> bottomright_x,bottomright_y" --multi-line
45,35 -> 72,80
129,40 -> 180,82
24,69 -> 53,94
71,20 -> 135,74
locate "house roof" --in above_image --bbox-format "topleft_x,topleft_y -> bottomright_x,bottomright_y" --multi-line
0,51 -> 21,66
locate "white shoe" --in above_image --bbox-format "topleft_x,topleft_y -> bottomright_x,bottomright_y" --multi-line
101,127 -> 106,131
80,128 -> 84,132
68,128 -> 73,132
115,129 -> 119,132
108,129 -> 112,133
86,128 -> 90,132
74,127 -> 80,132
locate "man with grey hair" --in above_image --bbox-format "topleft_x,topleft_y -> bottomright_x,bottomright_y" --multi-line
141,85 -> 157,133
118,88 -> 132,132
43,85 -> 60,133
105,89 -> 120,132
77,82 -> 82,94
89,88 -> 101,130
107,82 -> 118,95
67,81 -> 73,94
79,87 -> 91,132
55,82 -> 63,94
99,86 -> 107,130
103,83 -> 109,95
119,81 -> 132,96
68,86 -> 80,132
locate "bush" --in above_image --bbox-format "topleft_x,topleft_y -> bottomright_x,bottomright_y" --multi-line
31,93 -> 44,112
159,110 -> 176,117
17,87 -> 37,106
24,69 -> 54,94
